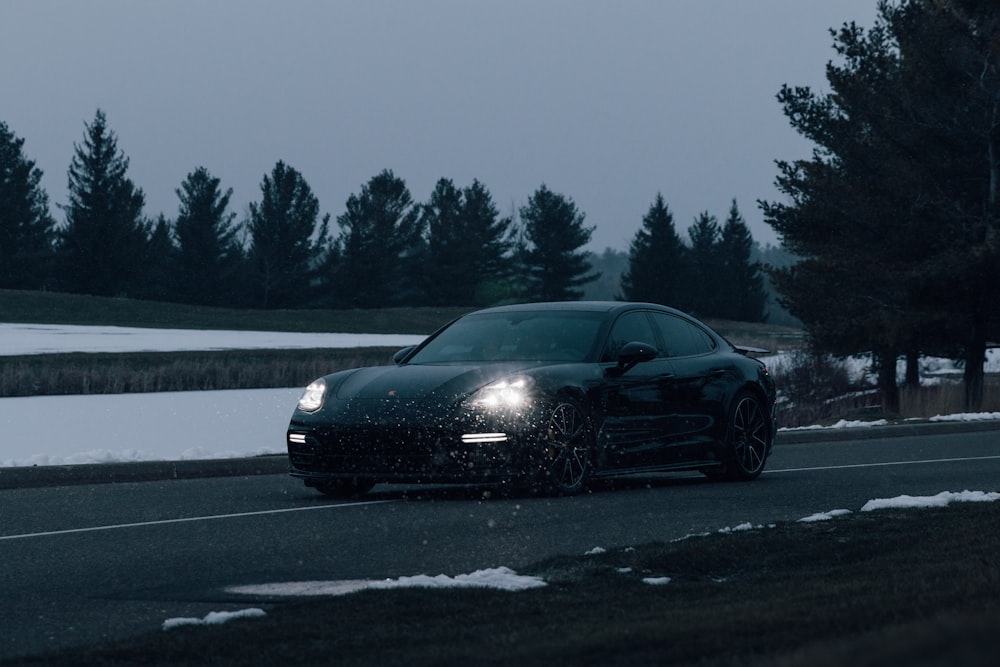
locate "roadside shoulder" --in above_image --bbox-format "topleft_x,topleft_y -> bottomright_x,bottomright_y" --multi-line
776,418 -> 1000,444
0,455 -> 288,490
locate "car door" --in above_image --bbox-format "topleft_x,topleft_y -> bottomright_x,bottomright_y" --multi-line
649,312 -> 730,458
598,310 -> 680,470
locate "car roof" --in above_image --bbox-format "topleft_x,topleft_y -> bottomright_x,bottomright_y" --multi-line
469,301 -> 686,317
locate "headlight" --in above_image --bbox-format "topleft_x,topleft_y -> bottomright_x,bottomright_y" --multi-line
297,378 -> 327,412
467,376 -> 534,410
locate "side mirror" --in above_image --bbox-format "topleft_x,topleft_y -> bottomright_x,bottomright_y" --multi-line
609,341 -> 658,376
392,346 -> 416,365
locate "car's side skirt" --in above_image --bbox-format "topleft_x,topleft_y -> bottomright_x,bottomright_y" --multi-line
591,459 -> 723,478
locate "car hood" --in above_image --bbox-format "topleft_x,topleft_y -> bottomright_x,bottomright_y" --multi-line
332,362 -> 537,402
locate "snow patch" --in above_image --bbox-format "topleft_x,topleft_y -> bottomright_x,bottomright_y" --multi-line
226,567 -> 546,598
162,608 -> 266,631
929,412 -> 1000,422
781,418 -> 888,432
861,490 -> 1000,512
642,576 -> 672,586
798,509 -> 852,522
718,522 -> 756,533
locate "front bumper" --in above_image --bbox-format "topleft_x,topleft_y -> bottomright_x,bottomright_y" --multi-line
287,426 -> 525,483
286,401 -> 542,484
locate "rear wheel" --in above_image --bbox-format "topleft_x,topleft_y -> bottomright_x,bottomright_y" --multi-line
314,479 -> 375,498
722,391 -> 770,481
532,398 -> 593,495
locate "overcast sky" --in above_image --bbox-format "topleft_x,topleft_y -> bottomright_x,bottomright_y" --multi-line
1,1 -> 879,252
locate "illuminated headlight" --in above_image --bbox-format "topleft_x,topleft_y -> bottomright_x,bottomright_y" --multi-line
297,378 -> 327,412
468,376 -> 534,409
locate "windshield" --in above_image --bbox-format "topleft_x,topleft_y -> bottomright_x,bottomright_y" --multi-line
406,311 -> 605,364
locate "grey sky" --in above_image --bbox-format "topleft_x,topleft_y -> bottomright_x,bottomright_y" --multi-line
1,1 -> 879,252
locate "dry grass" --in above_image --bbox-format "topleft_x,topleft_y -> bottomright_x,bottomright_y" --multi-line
899,380 -> 1000,418
776,383 -> 1000,428
0,349 -> 399,397
768,348 -> 1000,427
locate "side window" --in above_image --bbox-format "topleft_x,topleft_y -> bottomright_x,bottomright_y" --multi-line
651,313 -> 715,357
602,311 -> 659,362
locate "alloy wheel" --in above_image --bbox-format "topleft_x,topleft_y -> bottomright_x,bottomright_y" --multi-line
727,393 -> 769,480
539,400 -> 592,494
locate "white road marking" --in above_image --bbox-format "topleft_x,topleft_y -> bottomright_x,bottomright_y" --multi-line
766,454 -> 1000,474
0,500 -> 396,541
5,455 -> 999,540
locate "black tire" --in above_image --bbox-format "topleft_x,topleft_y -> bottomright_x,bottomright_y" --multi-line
532,397 -> 593,495
314,479 -> 375,498
722,391 -> 770,481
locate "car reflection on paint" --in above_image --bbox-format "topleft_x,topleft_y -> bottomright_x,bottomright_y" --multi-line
286,301 -> 776,497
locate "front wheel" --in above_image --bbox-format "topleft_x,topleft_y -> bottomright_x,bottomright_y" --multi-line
531,398 -> 593,495
722,391 -> 771,481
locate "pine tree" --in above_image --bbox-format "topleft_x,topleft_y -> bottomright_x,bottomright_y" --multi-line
327,169 -> 424,308
716,200 -> 768,321
245,161 -> 329,309
519,184 -> 598,301
685,211 -> 721,316
421,178 -> 515,306
420,178 -> 463,305
173,167 -> 241,306
761,13 -> 923,412
137,214 -> 177,302
619,194 -> 688,308
889,0 -> 1000,410
56,110 -> 150,297
761,0 -> 1000,411
0,121 -> 55,289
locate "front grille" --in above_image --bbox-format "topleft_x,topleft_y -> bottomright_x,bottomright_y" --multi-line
287,424 -> 515,479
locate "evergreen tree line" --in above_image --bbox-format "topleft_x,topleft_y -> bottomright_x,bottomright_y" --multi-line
620,195 -> 768,322
0,109 -> 768,318
761,0 -> 1000,412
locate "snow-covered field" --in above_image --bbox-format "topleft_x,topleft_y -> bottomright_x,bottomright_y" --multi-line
2,323 -> 998,467
0,322 -> 426,356
0,324 -> 425,467
0,387 -> 301,467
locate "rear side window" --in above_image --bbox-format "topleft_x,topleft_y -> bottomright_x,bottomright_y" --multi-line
651,313 -> 715,357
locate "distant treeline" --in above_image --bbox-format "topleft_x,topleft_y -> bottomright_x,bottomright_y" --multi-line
0,110 -> 769,323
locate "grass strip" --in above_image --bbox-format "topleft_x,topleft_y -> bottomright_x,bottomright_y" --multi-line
6,502 -> 998,666
0,289 -> 467,333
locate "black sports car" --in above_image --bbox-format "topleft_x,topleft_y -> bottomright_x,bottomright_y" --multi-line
287,301 -> 776,497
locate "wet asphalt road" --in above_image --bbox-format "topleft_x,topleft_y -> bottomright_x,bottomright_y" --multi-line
1,423 -> 998,661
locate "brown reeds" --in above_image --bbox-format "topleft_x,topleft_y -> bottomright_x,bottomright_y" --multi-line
0,348 -> 399,397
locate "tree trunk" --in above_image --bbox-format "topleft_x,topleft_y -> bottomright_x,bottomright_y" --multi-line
984,78 -> 1000,246
875,347 -> 900,415
964,315 -> 987,412
905,350 -> 921,388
